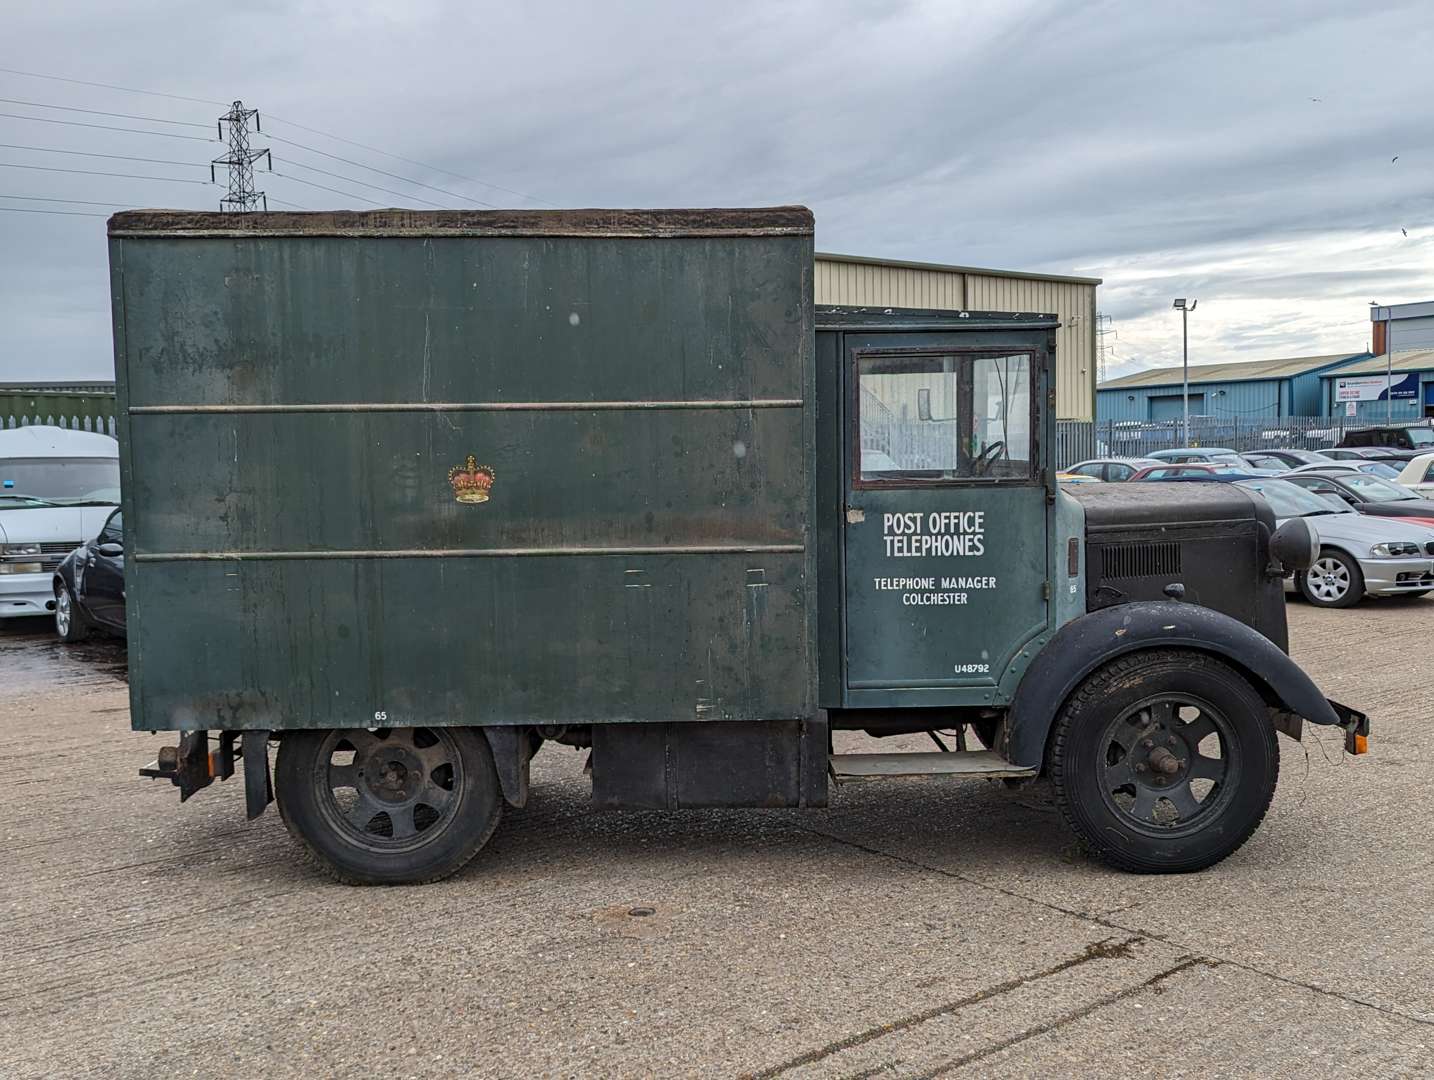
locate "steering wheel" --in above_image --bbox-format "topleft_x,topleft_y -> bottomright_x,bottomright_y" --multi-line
972,441 -> 1006,476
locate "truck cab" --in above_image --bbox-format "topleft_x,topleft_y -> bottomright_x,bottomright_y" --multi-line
110,207 -> 1366,885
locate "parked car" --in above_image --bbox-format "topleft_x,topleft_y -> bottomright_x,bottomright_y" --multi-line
1147,447 -> 1279,475
1234,478 -> 1434,606
1288,461 -> 1403,480
1129,463 -> 1270,481
0,426 -> 121,619
1063,457 -> 1161,482
53,508 -> 126,640
1056,471 -> 1102,484
1282,470 -> 1434,522
1336,423 -> 1434,456
1393,452 -> 1434,497
1318,447 -> 1393,461
1240,449 -> 1330,470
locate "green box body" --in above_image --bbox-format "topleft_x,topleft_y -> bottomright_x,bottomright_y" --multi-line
108,208 -> 817,733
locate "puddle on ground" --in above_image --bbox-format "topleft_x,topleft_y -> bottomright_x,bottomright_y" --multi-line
0,619 -> 128,693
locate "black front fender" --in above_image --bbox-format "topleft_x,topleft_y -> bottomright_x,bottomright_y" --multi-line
1006,602 -> 1348,770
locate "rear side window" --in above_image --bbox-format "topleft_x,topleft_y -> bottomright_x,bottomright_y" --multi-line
1425,463 -> 1434,483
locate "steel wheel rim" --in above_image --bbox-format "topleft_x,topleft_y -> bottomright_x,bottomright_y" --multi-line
1308,557 -> 1350,601
312,728 -> 464,853
56,589 -> 71,635
1098,693 -> 1238,837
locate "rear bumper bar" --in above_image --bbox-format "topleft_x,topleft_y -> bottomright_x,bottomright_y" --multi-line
140,729 -> 273,817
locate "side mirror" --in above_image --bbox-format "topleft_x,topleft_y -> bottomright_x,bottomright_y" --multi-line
97,542 -> 124,557
917,388 -> 932,422
1270,518 -> 1317,572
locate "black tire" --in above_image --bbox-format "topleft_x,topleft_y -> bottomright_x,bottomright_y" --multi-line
54,581 -> 90,643
275,726 -> 502,885
1048,650 -> 1278,874
1297,548 -> 1364,608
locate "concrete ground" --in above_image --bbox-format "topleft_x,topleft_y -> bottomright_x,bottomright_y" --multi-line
2,598 -> 1431,1079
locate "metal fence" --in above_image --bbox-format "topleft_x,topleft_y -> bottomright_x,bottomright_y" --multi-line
1,391 -> 117,438
1055,416 -> 1383,470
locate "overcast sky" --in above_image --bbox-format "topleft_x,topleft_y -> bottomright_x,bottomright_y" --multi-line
3,0 -> 1432,384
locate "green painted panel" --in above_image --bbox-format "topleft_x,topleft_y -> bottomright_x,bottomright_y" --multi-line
127,553 -> 807,731
110,208 -> 815,732
125,408 -> 802,554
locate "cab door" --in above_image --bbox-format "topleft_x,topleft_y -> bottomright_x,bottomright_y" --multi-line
841,331 -> 1051,700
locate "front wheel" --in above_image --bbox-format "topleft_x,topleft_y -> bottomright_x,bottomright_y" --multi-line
1297,549 -> 1364,608
1048,650 -> 1278,874
275,726 -> 502,885
55,582 -> 90,643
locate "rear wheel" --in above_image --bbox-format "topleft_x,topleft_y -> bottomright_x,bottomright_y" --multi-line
1048,650 -> 1278,874
275,726 -> 502,885
1297,549 -> 1364,608
55,582 -> 90,643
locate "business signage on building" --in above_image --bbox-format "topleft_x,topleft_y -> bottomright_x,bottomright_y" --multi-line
1334,373 -> 1419,401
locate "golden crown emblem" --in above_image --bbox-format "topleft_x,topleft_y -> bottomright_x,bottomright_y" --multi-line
448,456 -> 495,504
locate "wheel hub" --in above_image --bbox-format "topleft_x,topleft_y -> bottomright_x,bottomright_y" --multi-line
1129,726 -> 1189,787
362,746 -> 424,805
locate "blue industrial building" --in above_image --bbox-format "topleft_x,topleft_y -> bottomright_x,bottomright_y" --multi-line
1097,353 -> 1367,422
1319,350 -> 1434,421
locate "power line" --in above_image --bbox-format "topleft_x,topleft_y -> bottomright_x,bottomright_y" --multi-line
266,114 -> 555,206
0,110 -> 215,141
267,133 -> 497,208
0,97 -> 210,128
0,66 -> 224,107
0,67 -> 554,207
0,142 -> 205,169
266,196 -> 311,210
277,154 -> 449,209
0,205 -> 106,217
0,193 -> 131,207
271,170 -> 384,206
0,161 -> 212,185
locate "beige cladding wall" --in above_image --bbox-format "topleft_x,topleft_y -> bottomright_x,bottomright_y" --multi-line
814,257 -> 1098,420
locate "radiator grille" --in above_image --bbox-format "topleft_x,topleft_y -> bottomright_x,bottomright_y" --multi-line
1099,541 -> 1181,580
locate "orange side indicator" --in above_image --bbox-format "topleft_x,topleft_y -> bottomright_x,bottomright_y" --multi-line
1352,733 -> 1369,756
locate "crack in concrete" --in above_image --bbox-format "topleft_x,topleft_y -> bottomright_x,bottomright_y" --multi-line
913,957 -> 1216,1078
739,936 -> 1143,1080
791,824 -> 1434,1032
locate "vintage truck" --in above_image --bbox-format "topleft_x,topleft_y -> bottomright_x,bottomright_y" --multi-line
108,206 -> 1367,884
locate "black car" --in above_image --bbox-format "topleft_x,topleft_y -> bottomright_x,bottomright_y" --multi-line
1335,424 -> 1434,460
53,508 -> 125,640
1282,471 -> 1434,522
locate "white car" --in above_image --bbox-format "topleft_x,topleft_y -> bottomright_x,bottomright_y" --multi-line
1394,452 -> 1434,497
0,426 -> 120,619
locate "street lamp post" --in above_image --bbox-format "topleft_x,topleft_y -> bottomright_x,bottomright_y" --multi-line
1173,298 -> 1197,445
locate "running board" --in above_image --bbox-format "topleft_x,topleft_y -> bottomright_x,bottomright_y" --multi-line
830,750 -> 1037,781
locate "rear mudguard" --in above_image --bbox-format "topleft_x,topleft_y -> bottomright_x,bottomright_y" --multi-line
1006,601 -> 1355,771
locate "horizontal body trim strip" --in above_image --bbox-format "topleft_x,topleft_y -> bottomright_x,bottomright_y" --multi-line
136,544 -> 806,562
129,398 -> 804,415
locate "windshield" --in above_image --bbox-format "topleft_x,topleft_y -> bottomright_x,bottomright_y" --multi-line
1285,449 -> 1328,463
0,457 -> 121,504
1209,453 -> 1245,466
1237,479 -> 1353,518
1409,428 -> 1434,447
1344,474 -> 1418,502
1358,462 -> 1401,479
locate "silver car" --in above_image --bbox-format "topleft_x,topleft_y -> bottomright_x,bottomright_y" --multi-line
1235,478 -> 1434,607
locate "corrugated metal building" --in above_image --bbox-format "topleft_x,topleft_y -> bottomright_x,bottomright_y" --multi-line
1096,353 -> 1366,422
815,253 -> 1101,420
1319,350 -> 1434,420
1370,301 -> 1434,354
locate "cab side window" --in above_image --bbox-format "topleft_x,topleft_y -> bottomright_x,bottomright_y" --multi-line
99,510 -> 123,546
1107,463 -> 1133,481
